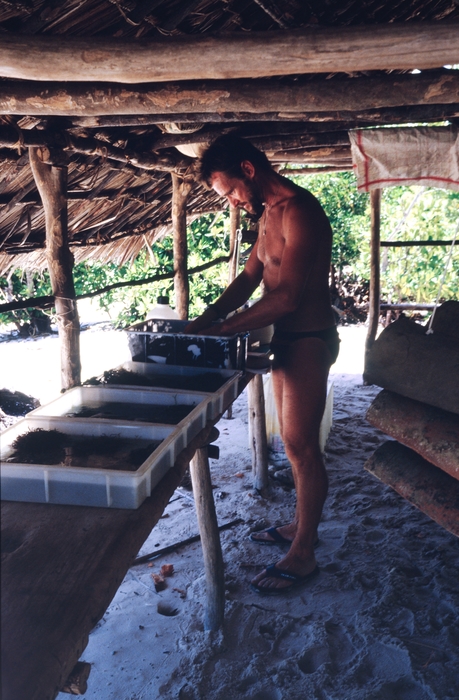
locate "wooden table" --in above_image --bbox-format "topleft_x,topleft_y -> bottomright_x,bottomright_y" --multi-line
1,375 -> 265,700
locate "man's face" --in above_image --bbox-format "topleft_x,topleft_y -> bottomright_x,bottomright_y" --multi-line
210,169 -> 265,220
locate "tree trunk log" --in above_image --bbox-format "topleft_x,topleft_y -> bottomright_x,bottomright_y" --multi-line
366,390 -> 459,480
29,147 -> 81,390
365,189 -> 381,368
171,173 -> 192,320
365,441 -> 459,537
364,314 -> 459,415
189,446 -> 225,631
1,22 -> 458,83
1,73 -> 457,117
248,374 -> 269,495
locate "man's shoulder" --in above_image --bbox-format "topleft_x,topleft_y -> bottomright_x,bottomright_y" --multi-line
281,187 -> 326,220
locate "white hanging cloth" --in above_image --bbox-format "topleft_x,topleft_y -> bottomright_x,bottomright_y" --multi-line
349,126 -> 459,192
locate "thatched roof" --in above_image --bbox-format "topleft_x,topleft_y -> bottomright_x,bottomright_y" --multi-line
0,0 -> 458,273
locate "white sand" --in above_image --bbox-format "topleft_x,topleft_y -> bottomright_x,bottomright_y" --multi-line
1,325 -> 458,700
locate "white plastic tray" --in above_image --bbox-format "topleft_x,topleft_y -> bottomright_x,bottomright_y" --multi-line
29,384 -> 210,445
0,416 -> 182,509
87,362 -> 242,420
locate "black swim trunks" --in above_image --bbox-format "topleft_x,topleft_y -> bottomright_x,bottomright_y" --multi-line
270,326 -> 340,368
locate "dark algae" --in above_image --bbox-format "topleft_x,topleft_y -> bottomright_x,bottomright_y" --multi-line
6,428 -> 161,471
85,368 -> 226,392
67,401 -> 194,424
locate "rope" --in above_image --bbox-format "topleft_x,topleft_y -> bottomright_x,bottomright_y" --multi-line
426,219 -> 459,335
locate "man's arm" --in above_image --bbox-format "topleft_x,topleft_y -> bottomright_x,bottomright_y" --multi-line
185,239 -> 264,333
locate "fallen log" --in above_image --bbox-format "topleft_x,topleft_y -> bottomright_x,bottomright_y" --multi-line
364,441 -> 459,537
366,390 -> 459,480
364,313 -> 459,415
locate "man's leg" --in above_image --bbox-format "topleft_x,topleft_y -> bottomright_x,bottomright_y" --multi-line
251,337 -> 332,592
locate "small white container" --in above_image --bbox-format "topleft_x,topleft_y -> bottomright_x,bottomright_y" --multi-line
145,295 -> 179,321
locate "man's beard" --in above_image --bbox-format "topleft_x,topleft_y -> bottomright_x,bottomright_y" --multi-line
242,178 -> 265,221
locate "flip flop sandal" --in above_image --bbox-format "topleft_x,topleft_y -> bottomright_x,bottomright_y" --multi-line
250,564 -> 320,596
249,527 -> 320,548
249,526 -> 292,546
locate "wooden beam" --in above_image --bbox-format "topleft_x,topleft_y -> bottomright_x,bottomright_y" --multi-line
1,22 -> 458,83
0,126 -> 190,171
68,103 -> 459,128
1,73 -> 457,117
365,189 -> 381,370
171,173 -> 192,320
28,148 -> 81,390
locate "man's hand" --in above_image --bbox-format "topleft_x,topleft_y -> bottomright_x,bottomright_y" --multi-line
184,306 -> 220,334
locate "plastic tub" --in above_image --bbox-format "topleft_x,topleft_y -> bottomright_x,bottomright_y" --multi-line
126,319 -> 247,369
29,385 -> 210,446
0,416 -> 183,509
85,362 -> 242,420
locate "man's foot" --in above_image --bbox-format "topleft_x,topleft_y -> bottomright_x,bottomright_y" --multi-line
250,563 -> 320,596
249,525 -> 293,546
249,524 -> 319,548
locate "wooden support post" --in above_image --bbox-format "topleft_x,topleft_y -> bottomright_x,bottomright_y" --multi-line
365,188 -> 381,375
248,374 -> 269,495
189,446 -> 225,631
171,173 -> 192,320
225,206 -> 241,419
29,147 -> 81,390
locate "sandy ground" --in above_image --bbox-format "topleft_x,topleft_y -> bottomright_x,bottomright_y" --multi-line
1,325 -> 458,700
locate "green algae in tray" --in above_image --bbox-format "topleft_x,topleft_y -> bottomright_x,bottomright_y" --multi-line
0,417 -> 181,508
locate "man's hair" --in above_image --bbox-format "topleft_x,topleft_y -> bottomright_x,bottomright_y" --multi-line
198,134 -> 271,187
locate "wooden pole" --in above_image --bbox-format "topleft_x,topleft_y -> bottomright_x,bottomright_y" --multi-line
1,22 -> 457,83
29,147 -> 81,390
224,207 -> 241,420
1,73 -> 457,117
189,446 -> 225,631
365,188 -> 381,375
171,173 -> 192,320
228,207 -> 241,286
248,374 -> 270,495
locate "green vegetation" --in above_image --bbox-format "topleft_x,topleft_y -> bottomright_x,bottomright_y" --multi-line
1,172 -> 457,333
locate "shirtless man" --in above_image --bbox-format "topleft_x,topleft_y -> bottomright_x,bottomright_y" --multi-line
186,135 -> 339,595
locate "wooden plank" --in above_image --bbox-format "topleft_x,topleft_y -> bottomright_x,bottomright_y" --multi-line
1,22 -> 457,83
1,421 -> 216,700
1,73 -> 457,117
365,441 -> 459,537
366,390 -> 459,480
